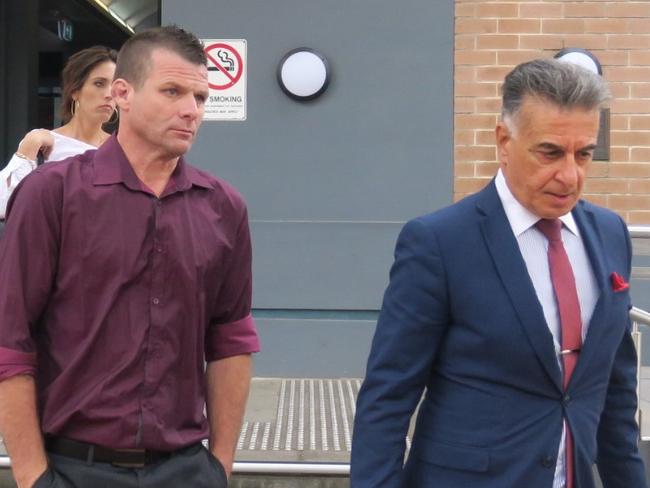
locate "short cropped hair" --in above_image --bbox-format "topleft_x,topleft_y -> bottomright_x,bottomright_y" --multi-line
501,58 -> 609,127
61,46 -> 118,123
114,25 -> 207,88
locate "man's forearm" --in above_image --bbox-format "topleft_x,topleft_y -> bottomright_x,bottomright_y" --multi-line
0,375 -> 48,488
205,354 -> 252,478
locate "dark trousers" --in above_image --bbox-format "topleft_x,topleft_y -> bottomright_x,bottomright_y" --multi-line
33,443 -> 228,488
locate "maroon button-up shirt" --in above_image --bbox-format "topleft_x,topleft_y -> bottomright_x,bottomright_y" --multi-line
0,135 -> 259,450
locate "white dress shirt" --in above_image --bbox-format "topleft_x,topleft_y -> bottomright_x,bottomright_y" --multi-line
495,169 -> 599,488
0,131 -> 96,219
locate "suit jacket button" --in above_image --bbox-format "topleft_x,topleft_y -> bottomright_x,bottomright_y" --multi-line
563,394 -> 571,406
541,455 -> 555,468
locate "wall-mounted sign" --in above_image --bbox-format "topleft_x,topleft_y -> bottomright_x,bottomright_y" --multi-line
202,39 -> 247,121
57,19 -> 73,42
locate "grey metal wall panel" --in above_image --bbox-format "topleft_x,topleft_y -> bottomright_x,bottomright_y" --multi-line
163,0 -> 454,310
251,221 -> 398,309
253,318 -> 375,377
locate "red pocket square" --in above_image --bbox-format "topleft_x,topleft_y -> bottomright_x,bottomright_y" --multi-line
610,272 -> 629,292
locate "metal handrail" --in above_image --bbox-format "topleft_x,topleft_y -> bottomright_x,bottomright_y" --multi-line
0,457 -> 350,475
629,226 -> 650,238
631,307 -> 650,441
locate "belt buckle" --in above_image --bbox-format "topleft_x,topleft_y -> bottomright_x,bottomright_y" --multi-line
111,449 -> 147,468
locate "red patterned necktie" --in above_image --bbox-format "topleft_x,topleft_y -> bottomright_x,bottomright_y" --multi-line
535,218 -> 582,488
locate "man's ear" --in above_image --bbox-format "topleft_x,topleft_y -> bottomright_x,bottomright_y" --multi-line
111,79 -> 132,112
495,121 -> 512,170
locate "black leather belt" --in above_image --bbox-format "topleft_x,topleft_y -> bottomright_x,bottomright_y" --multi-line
45,436 -> 174,468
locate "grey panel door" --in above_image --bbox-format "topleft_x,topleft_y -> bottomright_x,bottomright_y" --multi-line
163,1 -> 454,376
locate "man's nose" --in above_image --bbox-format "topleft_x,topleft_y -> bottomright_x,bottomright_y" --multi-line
180,95 -> 200,119
555,156 -> 580,187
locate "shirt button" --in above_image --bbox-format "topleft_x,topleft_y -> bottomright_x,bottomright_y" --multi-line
156,247 -> 163,253
152,298 -> 160,305
541,455 -> 555,468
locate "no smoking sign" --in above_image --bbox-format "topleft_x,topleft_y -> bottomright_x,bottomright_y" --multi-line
202,39 -> 247,121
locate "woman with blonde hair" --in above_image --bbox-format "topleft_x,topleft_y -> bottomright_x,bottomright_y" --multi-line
0,45 -> 117,219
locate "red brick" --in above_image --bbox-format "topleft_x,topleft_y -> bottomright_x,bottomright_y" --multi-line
608,83 -> 630,99
608,36 -> 650,50
497,50 -> 543,66
607,3 -> 650,18
587,163 -> 609,178
519,35 -> 564,50
609,163 -> 650,178
610,131 -> 650,146
498,19 -> 541,34
455,66 -> 475,82
603,67 -> 650,82
596,51 -> 629,67
456,18 -> 498,35
583,179 -> 629,193
454,130 -> 474,145
476,130 -> 497,145
629,180 -> 650,194
456,35 -> 475,50
564,2 -> 606,18
610,115 -> 629,131
455,50 -> 497,65
630,116 -> 650,130
608,195 -> 650,211
628,87 -> 648,102
476,35 -> 519,50
476,162 -> 500,177
519,4 -> 563,18
627,19 -> 650,35
476,3 -> 519,18
475,98 -> 502,114
558,34 -> 608,50
455,114 -> 497,129
476,66 -> 512,82
542,19 -> 585,34
609,147 -> 630,162
455,146 -> 496,162
628,211 -> 650,224
455,82 -> 498,97
611,99 -> 650,114
454,162 -> 475,178
631,148 -> 650,162
584,19 -> 628,34
455,98 -> 474,114
455,3 -> 476,17
629,51 -> 650,65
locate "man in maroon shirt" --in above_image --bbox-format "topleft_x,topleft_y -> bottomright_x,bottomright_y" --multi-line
0,26 -> 259,488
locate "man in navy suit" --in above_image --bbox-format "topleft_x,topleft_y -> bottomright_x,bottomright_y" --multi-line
351,59 -> 647,488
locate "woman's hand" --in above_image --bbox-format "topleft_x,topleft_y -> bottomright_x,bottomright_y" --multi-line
16,130 -> 55,161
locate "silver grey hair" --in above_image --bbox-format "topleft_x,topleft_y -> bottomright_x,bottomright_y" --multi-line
501,58 -> 609,126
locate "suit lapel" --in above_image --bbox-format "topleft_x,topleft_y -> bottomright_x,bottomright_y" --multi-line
567,202 -> 609,388
477,182 -> 563,392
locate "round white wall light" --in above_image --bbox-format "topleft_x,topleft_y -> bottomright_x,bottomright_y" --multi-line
554,48 -> 602,75
278,48 -> 330,101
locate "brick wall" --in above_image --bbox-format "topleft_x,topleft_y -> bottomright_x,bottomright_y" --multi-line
455,0 -> 650,224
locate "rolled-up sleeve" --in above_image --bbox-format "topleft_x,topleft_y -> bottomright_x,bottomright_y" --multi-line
205,313 -> 259,361
205,205 -> 260,361
0,168 -> 61,381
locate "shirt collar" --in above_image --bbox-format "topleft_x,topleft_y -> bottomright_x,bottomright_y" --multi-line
495,169 -> 579,237
92,134 -> 213,194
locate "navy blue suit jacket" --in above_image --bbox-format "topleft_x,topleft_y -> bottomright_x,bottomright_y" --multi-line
351,181 -> 646,487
